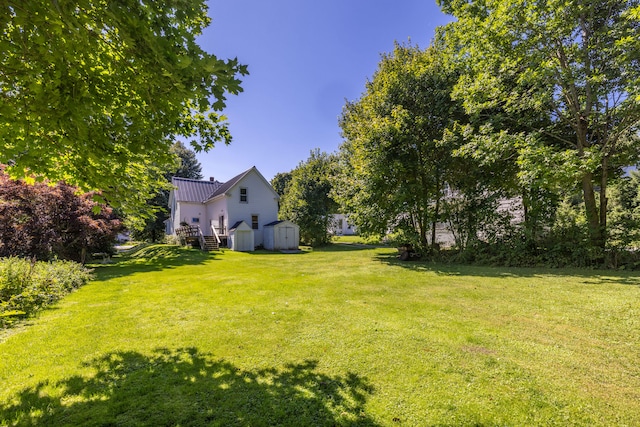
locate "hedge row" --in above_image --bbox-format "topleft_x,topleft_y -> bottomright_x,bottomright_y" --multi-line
0,257 -> 93,328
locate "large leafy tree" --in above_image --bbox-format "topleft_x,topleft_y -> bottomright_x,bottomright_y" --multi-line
270,172 -> 293,198
338,43 -> 467,249
278,150 -> 338,246
0,0 -> 247,217
438,0 -> 640,248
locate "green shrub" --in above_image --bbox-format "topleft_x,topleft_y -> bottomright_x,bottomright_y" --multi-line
0,257 -> 93,327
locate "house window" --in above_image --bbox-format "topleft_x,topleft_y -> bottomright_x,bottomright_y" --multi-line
192,217 -> 200,223
240,187 -> 248,203
251,215 -> 259,230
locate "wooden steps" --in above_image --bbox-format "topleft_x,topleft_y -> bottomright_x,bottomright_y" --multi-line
203,236 -> 219,251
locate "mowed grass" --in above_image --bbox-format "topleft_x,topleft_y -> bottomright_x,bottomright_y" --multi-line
0,245 -> 639,426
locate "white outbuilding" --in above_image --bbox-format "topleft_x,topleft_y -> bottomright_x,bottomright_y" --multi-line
263,220 -> 300,251
228,221 -> 254,252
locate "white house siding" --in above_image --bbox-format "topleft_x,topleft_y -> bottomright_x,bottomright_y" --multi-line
330,214 -> 357,236
432,196 -> 524,247
205,198 -> 229,237
225,170 -> 279,247
176,202 -> 207,229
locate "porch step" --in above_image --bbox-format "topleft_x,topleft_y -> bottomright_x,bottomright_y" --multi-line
203,236 -> 219,251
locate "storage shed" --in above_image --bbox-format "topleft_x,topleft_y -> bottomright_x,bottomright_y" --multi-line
228,221 -> 254,252
263,220 -> 300,251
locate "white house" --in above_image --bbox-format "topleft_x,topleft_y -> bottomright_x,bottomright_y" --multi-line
329,214 -> 357,236
167,166 -> 280,250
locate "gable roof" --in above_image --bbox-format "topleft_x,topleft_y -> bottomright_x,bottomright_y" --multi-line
229,220 -> 250,231
207,167 -> 254,200
171,166 -> 279,204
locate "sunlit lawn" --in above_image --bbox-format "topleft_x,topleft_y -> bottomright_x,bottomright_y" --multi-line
1,244 -> 639,426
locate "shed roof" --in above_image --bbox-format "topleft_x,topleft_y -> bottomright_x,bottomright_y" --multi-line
264,220 -> 298,228
229,220 -> 251,231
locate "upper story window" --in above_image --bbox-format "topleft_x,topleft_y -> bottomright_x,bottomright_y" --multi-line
251,215 -> 259,230
240,187 -> 248,203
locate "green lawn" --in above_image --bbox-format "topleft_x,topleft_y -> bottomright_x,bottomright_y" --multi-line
1,245 -> 639,426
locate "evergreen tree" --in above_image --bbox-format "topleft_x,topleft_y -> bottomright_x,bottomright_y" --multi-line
131,142 -> 203,242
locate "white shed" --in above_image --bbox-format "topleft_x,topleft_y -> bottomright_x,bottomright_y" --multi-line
228,221 -> 254,252
263,220 -> 300,251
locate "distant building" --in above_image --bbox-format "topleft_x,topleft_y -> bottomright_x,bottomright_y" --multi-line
329,214 -> 357,236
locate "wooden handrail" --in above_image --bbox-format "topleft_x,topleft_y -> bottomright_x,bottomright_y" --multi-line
211,224 -> 221,244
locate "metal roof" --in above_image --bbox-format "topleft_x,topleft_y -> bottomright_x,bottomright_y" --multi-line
171,166 -> 277,203
171,177 -> 223,202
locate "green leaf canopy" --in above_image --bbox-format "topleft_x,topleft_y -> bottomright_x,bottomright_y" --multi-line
0,0 -> 248,214
438,0 -> 640,247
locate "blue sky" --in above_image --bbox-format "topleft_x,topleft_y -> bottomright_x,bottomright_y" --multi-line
195,1 -> 453,182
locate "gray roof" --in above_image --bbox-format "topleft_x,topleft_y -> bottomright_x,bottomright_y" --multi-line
171,177 -> 223,202
171,167 -> 255,203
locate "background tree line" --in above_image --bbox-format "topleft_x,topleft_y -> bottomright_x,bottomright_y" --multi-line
277,0 -> 640,268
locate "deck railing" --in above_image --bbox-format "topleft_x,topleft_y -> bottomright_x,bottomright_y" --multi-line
176,225 -> 205,250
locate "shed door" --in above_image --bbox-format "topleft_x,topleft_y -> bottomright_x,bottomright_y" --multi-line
277,226 -> 295,250
238,231 -> 252,251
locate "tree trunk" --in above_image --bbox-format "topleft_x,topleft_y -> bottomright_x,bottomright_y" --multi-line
431,194 -> 441,249
600,155 -> 608,243
576,112 -> 605,249
419,214 -> 430,250
581,172 -> 604,248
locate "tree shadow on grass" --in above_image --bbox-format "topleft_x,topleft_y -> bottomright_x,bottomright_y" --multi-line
375,252 -> 640,285
1,348 -> 379,426
90,245 -> 220,281
316,243 -> 389,253
241,243 -> 385,256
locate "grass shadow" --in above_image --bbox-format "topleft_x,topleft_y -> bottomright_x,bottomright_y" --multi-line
0,348 -> 378,426
246,243 -> 383,256
375,252 -> 640,285
246,249 -> 311,256
314,243 -> 388,253
89,245 -> 219,281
